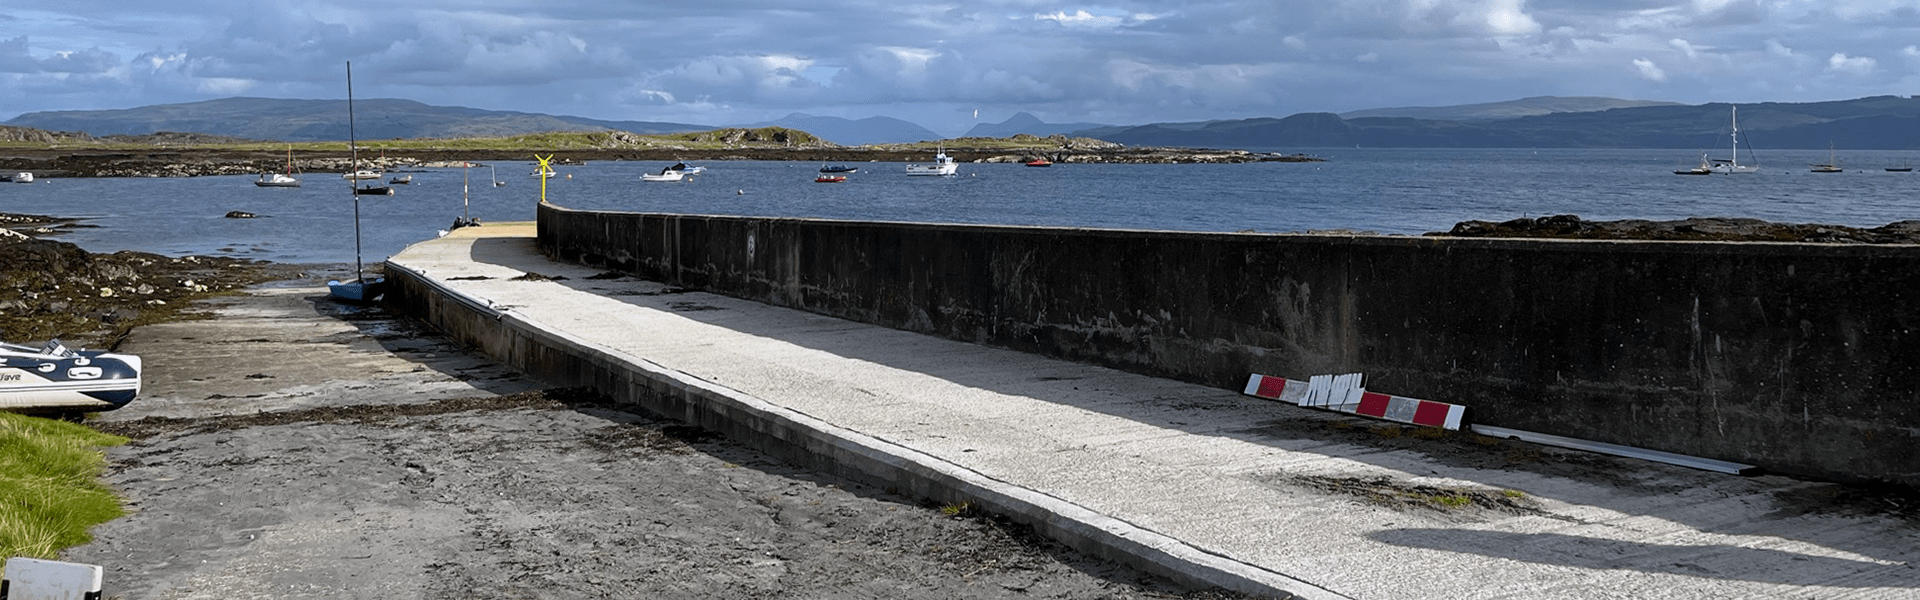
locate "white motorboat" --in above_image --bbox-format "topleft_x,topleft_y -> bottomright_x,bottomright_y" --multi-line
0,339 -> 141,413
905,149 -> 958,176
641,163 -> 704,182
5,172 -> 34,183
343,169 -> 382,180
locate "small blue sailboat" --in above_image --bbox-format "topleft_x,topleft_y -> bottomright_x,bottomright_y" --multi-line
329,60 -> 386,303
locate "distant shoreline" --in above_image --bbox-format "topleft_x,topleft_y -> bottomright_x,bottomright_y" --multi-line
0,145 -> 1322,178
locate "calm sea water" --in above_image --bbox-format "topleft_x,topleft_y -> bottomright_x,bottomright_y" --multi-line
3,147 -> 1918,265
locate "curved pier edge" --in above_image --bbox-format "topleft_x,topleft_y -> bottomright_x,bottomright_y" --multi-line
385,260 -> 1348,600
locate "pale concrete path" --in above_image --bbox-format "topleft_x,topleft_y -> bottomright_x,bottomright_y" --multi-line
390,223 -> 1918,600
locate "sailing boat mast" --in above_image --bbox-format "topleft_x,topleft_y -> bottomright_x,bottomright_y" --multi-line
346,61 -> 365,285
1729,106 -> 1740,167
1709,105 -> 1759,173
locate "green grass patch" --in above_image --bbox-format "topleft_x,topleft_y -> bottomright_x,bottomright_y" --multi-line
938,501 -> 976,517
0,412 -> 128,562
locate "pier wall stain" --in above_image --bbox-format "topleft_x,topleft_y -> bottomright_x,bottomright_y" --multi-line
536,203 -> 1920,487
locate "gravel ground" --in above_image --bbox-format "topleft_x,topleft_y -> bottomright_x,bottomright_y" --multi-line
63,274 -> 1259,600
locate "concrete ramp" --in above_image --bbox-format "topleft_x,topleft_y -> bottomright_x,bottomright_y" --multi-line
385,223 -> 1919,600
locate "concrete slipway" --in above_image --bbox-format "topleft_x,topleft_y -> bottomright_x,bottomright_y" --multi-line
386,223 -> 1917,600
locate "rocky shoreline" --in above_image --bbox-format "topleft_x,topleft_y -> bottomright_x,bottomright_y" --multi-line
1437,214 -> 1920,245
0,213 -> 312,349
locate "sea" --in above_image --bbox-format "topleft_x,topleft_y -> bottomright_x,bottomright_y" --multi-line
4,147 -> 1919,266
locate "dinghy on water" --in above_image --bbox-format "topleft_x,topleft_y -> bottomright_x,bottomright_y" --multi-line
0,340 -> 141,413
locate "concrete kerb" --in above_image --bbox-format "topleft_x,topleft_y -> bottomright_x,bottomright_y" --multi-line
385,261 -> 1348,600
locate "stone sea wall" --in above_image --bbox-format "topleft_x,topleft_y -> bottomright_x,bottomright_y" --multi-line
536,203 -> 1920,487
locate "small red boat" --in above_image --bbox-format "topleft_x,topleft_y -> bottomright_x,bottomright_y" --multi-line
1025,158 -> 1053,167
814,175 -> 847,183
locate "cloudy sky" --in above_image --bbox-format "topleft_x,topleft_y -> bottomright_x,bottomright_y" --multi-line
4,1 -> 1918,135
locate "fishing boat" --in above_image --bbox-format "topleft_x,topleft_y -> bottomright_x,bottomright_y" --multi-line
255,146 -> 301,187
819,164 -> 858,174
389,174 -> 412,184
814,174 -> 847,183
329,61 -> 387,303
0,339 -> 141,413
905,147 -> 959,176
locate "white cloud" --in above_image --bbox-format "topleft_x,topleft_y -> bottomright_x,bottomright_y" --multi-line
1634,58 -> 1667,82
1476,0 -> 1541,36
1669,38 -> 1699,60
1827,53 -> 1876,76
1036,10 -> 1123,29
13,2 -> 1920,133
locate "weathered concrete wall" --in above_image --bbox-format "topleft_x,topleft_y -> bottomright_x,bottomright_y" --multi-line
536,203 -> 1920,486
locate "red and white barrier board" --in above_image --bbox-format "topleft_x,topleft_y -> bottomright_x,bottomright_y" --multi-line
1242,372 -> 1466,430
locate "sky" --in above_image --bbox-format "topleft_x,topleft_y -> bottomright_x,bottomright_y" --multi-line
3,1 -> 1920,136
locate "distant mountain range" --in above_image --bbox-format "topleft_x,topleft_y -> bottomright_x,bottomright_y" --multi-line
963,112 -> 1109,138
5,97 -> 705,142
12,95 -> 1920,149
1336,96 -> 1683,121
1073,96 -> 1920,150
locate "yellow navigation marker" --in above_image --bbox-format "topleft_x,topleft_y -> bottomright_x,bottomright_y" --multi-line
535,154 -> 556,203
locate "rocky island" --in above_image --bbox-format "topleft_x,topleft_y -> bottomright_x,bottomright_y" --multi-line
0,126 -> 1321,179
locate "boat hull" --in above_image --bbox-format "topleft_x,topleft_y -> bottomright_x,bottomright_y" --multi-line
0,342 -> 141,412
905,164 -> 958,176
906,151 -> 959,176
327,277 -> 388,303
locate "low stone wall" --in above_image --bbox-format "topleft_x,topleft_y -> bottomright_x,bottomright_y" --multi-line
536,202 -> 1920,487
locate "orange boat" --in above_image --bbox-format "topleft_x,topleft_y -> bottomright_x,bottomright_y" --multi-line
1025,158 -> 1053,167
815,174 -> 847,183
